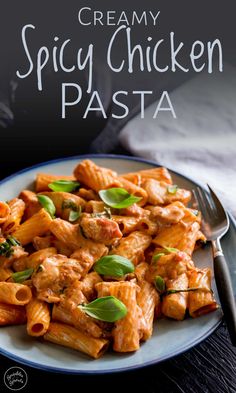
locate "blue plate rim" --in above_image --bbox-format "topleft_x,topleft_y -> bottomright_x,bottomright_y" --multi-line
0,153 -> 234,374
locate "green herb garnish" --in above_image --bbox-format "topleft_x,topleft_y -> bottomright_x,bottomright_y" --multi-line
69,209 -> 81,222
48,180 -> 80,193
153,252 -> 165,263
78,296 -> 127,322
167,185 -> 178,194
62,200 -> 78,211
0,236 -> 21,258
94,255 -> 134,278
92,207 -> 112,219
163,247 -> 179,253
154,276 -> 166,293
62,200 -> 82,222
11,268 -> 34,283
99,188 -> 142,209
37,195 -> 56,218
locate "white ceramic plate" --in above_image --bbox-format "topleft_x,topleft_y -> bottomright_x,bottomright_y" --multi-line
0,154 -> 235,374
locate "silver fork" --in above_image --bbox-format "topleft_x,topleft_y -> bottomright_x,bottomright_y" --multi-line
193,185 -> 236,346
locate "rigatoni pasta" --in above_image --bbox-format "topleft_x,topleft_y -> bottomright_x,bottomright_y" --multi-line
0,159 -> 218,359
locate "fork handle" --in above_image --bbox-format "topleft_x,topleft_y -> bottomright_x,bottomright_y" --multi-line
214,253 -> 236,346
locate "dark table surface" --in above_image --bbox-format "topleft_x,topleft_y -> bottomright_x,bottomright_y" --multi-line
0,149 -> 236,393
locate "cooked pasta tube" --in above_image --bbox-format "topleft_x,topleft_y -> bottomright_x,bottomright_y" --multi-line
153,221 -> 200,256
96,281 -> 143,352
135,263 -> 160,339
0,267 -> 13,281
118,177 -> 148,206
188,268 -> 218,318
162,273 -> 189,321
35,173 -> 75,192
2,198 -> 25,235
112,215 -> 140,235
121,167 -> 172,185
76,188 -> 99,201
74,159 -> 122,192
49,219 -> 83,250
52,303 -> 74,325
0,201 -> 10,224
111,231 -> 152,265
26,297 -> 50,336
136,216 -> 159,235
137,280 -> 159,340
84,201 -> 105,213
0,282 -> 32,305
0,302 -> 26,326
39,192 -> 86,219
44,322 -> 109,359
12,209 -> 52,245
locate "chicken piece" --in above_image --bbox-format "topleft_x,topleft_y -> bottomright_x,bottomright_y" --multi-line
147,202 -> 185,225
147,251 -> 194,282
120,203 -> 148,217
19,190 -> 41,220
54,281 -> 103,338
33,235 -> 53,250
142,179 -> 191,206
0,245 -> 28,269
80,214 -> 122,245
32,255 -> 83,302
71,244 -> 108,278
76,188 -> 99,201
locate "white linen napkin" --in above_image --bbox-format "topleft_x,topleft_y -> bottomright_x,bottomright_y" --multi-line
119,64 -> 236,216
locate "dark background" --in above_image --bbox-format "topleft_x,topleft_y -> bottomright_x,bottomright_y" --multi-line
0,0 -> 235,176
0,1 -> 236,392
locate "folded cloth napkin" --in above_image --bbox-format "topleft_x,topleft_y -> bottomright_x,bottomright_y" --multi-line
119,64 -> 236,216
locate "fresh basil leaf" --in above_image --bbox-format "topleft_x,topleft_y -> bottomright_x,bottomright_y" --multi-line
37,195 -> 56,218
12,268 -> 34,283
48,180 -> 80,192
99,188 -> 142,209
79,296 -> 127,322
153,252 -> 165,263
163,246 -> 179,253
154,276 -> 166,293
69,208 -> 81,222
94,255 -> 134,277
167,185 -> 178,194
